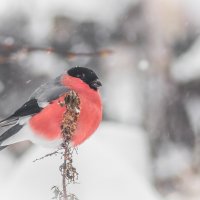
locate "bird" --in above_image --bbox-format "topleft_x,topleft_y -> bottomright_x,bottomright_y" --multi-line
0,67 -> 102,151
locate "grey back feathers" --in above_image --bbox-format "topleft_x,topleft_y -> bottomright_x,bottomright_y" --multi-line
29,76 -> 69,103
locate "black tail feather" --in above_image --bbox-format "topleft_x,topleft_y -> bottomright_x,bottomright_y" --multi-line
0,115 -> 14,123
0,145 -> 8,151
0,116 -> 18,127
0,124 -> 23,143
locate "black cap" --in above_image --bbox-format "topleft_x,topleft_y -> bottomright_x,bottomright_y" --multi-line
68,67 -> 102,90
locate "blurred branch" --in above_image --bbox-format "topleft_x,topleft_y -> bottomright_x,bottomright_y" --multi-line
0,38 -> 112,64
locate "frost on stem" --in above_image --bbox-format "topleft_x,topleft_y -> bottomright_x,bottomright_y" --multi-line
58,90 -> 80,200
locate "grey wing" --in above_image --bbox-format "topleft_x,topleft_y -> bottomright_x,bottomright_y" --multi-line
0,75 -> 69,128
29,75 -> 69,104
0,75 -> 69,148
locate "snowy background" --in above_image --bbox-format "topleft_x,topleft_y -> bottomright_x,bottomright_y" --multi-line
1,0 -> 200,199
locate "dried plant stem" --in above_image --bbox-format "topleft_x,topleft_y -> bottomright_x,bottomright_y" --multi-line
59,90 -> 80,200
62,146 -> 68,200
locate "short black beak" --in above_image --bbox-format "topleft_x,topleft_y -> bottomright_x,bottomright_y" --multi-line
90,79 -> 102,89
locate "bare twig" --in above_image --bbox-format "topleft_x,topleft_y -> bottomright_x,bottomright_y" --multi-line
33,148 -> 62,162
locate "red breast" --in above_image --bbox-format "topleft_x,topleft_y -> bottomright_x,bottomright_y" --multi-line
29,75 -> 102,146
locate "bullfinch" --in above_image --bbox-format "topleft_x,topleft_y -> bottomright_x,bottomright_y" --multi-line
0,67 -> 102,150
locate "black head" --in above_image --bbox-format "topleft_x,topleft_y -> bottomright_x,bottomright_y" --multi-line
67,67 -> 102,90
